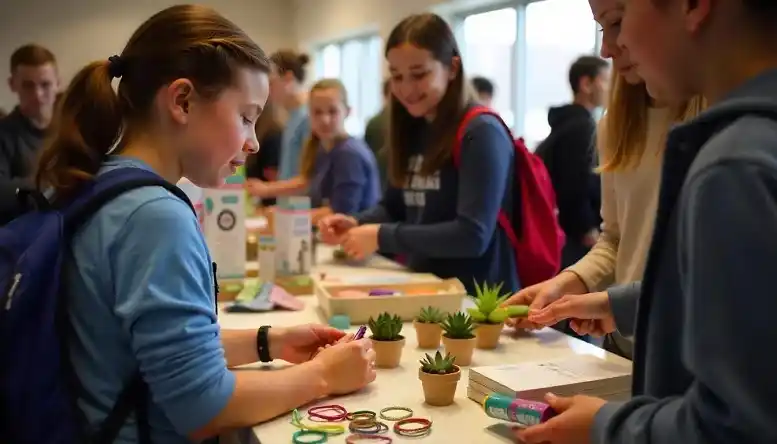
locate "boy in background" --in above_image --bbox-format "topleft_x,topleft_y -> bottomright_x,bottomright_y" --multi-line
471,76 -> 494,107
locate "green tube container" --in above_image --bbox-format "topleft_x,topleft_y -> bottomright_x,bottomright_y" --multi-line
482,393 -> 556,427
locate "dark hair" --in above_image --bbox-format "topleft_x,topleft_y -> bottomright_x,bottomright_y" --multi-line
471,76 -> 494,96
270,49 -> 309,83
35,5 -> 270,197
568,55 -> 609,94
384,13 -> 467,188
0,108 -> 6,119
382,78 -> 390,97
10,44 -> 56,73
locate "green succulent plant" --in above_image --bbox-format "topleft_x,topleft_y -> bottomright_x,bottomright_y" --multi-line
416,306 -> 445,324
440,312 -> 475,339
368,312 -> 404,341
466,281 -> 529,324
420,350 -> 457,374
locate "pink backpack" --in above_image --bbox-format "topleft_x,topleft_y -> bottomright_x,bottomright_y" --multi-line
452,106 -> 565,286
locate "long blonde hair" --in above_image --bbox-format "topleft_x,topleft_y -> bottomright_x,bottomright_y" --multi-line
598,71 -> 706,172
299,78 -> 350,179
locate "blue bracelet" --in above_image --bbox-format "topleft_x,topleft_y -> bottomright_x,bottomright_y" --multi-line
292,429 -> 328,443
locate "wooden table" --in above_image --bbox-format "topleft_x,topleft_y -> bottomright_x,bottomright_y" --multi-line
218,245 -> 631,444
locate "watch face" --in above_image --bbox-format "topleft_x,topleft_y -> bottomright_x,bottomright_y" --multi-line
217,209 -> 236,231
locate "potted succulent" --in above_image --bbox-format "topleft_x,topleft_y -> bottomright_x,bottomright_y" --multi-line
467,281 -> 529,349
413,306 -> 445,349
418,351 -> 460,406
368,312 -> 405,368
440,312 -> 476,366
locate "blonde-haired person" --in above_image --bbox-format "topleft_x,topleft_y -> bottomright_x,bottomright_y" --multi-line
504,0 -> 705,359
247,78 -> 381,223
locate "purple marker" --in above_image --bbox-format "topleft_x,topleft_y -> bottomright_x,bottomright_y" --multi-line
354,325 -> 367,340
368,289 -> 396,296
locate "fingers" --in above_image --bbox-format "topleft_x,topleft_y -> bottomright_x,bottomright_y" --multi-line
543,393 -> 573,411
501,289 -> 532,308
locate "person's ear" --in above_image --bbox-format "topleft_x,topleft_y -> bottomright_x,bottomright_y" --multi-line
8,75 -> 17,94
685,0 -> 710,34
448,56 -> 462,81
166,78 -> 195,125
579,77 -> 593,95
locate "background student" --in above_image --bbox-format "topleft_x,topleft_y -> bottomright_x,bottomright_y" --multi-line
246,78 -> 381,223
0,44 -> 59,224
246,100 -> 282,208
318,13 -> 518,295
269,49 -> 311,180
504,0 -> 704,359
364,78 -> 390,187
31,5 -> 375,442
535,55 -> 608,268
516,0 -> 777,443
471,76 -> 494,107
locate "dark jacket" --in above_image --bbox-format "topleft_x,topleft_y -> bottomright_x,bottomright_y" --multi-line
0,107 -> 46,224
594,69 -> 777,444
535,104 -> 601,242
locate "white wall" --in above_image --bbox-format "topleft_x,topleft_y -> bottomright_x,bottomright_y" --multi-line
0,0 -> 294,109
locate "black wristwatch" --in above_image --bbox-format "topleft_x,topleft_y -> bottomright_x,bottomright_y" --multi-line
256,325 -> 272,363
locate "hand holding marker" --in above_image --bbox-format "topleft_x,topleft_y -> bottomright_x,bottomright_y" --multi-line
312,325 -> 367,359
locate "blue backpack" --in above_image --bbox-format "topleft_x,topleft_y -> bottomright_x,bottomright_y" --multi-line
0,168 -> 195,444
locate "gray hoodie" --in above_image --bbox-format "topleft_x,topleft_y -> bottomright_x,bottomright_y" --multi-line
593,69 -> 777,443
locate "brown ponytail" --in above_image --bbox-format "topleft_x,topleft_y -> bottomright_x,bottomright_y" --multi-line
34,4 -> 270,198
35,61 -> 122,195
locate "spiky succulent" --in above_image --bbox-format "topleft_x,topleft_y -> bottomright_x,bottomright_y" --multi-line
368,312 -> 403,341
467,281 -> 528,324
420,350 -> 457,374
416,306 -> 445,324
440,312 -> 475,339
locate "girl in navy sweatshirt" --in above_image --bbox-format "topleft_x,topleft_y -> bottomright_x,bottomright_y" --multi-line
318,13 -> 518,295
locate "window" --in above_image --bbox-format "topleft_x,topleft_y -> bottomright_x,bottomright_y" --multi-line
456,0 -> 600,149
314,35 -> 383,136
461,7 -> 517,129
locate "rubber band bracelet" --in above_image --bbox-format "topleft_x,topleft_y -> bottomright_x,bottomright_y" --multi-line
349,418 -> 377,428
378,406 -> 413,421
292,429 -> 328,444
308,405 -> 348,422
393,418 -> 432,437
349,420 -> 388,435
291,409 -> 345,435
345,434 -> 392,443
346,410 -> 376,421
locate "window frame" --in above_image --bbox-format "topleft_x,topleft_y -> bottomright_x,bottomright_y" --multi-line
451,0 -> 602,139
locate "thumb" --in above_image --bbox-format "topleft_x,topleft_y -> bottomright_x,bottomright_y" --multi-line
544,392 -> 574,412
530,285 -> 562,310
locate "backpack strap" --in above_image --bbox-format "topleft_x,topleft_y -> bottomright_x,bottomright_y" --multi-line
57,168 -> 195,444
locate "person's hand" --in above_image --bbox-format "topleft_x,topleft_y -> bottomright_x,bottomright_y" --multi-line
269,324 -> 345,364
527,291 -> 615,337
246,178 -> 271,198
313,338 -> 377,395
317,214 -> 358,245
515,393 -> 607,444
341,224 -> 379,261
502,272 -> 588,330
582,228 -> 600,247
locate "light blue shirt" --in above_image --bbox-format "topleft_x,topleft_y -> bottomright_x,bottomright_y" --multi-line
67,156 -> 234,443
278,106 -> 310,179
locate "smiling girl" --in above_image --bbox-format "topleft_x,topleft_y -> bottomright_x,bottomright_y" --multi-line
318,13 -> 518,295
246,78 -> 381,222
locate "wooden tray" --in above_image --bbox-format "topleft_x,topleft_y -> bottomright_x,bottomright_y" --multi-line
315,278 -> 466,324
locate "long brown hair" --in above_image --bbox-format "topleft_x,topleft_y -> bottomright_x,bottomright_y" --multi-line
598,71 -> 705,172
299,78 -> 349,180
35,5 -> 270,196
384,13 -> 468,188
254,99 -> 282,142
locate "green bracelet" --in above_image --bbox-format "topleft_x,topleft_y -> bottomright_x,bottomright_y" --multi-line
346,410 -> 376,421
379,406 -> 413,421
292,429 -> 327,444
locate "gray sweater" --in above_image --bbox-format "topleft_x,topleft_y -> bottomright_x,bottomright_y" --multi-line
594,69 -> 777,443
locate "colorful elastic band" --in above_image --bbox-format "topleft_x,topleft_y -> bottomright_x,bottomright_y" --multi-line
393,417 -> 432,437
349,420 -> 388,435
346,410 -> 376,421
378,406 -> 413,421
292,429 -> 328,444
345,434 -> 392,443
291,409 -> 345,435
308,405 -> 348,422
